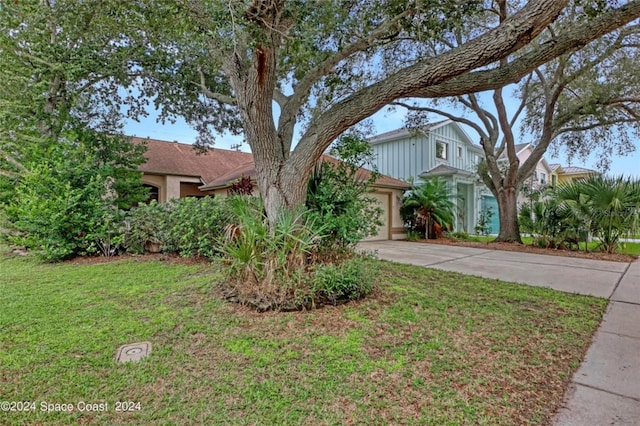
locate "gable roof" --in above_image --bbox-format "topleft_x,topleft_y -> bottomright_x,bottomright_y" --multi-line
561,166 -> 599,175
368,120 -> 483,154
136,137 -> 409,192
199,154 -> 410,191
498,143 -> 530,159
368,120 -> 448,144
420,163 -> 476,178
134,137 -> 253,185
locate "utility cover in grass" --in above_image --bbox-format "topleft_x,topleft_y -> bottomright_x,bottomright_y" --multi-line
115,342 -> 151,363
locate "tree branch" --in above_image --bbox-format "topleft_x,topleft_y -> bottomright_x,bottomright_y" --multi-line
197,69 -> 236,105
556,117 -> 640,135
273,88 -> 289,108
293,0 -> 574,164
0,149 -> 26,172
509,73 -> 533,128
392,101 -> 489,140
408,1 -> 640,100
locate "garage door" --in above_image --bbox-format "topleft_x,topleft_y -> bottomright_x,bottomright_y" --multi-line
363,192 -> 390,241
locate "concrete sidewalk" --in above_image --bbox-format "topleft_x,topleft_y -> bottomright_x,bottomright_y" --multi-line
358,241 -> 640,425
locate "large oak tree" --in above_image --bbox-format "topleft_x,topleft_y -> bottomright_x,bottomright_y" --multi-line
3,1 -> 640,227
136,0 -> 640,224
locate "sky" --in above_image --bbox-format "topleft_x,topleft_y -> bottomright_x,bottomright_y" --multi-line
123,93 -> 640,178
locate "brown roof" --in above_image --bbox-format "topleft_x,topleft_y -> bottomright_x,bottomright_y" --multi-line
134,137 -> 253,185
199,154 -> 410,191
137,137 -> 409,191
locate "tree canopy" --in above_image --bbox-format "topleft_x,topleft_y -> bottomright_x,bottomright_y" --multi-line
2,1 -> 640,225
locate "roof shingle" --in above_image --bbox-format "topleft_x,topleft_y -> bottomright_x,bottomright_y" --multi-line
137,137 -> 410,191
134,137 -> 253,185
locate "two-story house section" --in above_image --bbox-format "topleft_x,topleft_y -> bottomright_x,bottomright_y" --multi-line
368,120 -> 492,234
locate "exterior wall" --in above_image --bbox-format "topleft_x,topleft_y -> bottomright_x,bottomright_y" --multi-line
141,174 -> 166,202
364,187 -> 407,241
430,124 -> 482,174
165,176 -> 183,201
370,124 -> 482,181
141,173 -> 203,203
370,133 -> 425,180
557,172 -> 595,185
389,188 -> 406,240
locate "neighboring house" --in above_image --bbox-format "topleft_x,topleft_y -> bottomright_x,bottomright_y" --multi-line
501,143 -> 554,191
549,164 -> 600,185
368,120 -> 492,234
135,137 -> 409,241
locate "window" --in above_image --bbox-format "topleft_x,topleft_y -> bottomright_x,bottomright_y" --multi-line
540,172 -> 546,185
436,141 -> 448,160
551,174 -> 557,187
143,184 -> 159,204
457,146 -> 463,157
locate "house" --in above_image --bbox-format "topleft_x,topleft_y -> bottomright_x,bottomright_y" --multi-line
501,143 -> 555,190
368,120 -> 493,234
549,164 -> 600,185
135,137 -> 410,241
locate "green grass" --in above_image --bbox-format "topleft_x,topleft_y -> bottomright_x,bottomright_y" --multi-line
0,252 -> 607,425
461,235 -> 639,257
619,242 -> 640,256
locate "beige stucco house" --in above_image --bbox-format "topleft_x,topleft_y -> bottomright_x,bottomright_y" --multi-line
135,137 -> 409,241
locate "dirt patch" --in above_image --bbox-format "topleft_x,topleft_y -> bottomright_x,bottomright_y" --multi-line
411,238 -> 637,263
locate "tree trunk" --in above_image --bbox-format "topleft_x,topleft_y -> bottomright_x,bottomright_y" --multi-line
495,186 -> 523,243
255,155 -> 309,226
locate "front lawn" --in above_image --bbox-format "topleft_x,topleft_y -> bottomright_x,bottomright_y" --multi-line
453,235 -> 639,258
0,253 -> 606,425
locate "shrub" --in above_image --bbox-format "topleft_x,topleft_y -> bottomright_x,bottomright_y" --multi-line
556,175 -> 640,253
518,194 -> 574,249
450,231 -> 470,241
219,196 -> 376,311
125,196 -> 235,258
312,256 -> 373,305
406,229 -> 422,241
124,200 -> 171,254
227,175 -> 254,196
4,131 -> 147,261
474,206 -> 494,236
306,135 -> 382,252
164,196 -> 235,258
220,196 -> 323,311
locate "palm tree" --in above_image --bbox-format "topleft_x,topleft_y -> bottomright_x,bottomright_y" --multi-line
402,177 -> 455,239
557,175 -> 640,254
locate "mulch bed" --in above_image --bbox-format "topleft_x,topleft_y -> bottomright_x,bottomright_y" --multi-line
413,238 -> 637,263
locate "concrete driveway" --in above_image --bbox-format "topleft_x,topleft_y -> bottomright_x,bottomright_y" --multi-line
359,240 -> 628,298
359,240 -> 640,425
